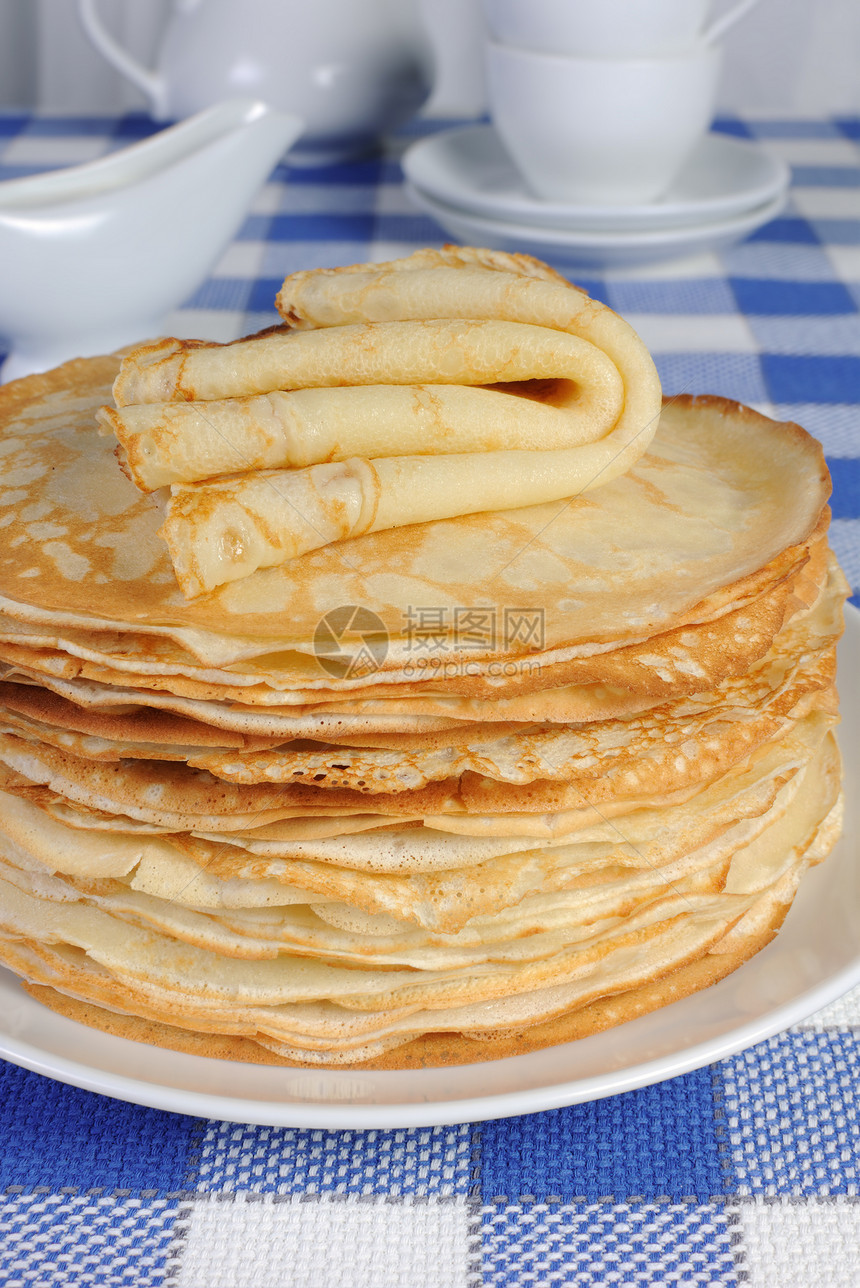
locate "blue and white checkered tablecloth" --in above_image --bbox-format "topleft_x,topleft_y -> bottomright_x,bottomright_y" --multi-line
0,112 -> 859,1288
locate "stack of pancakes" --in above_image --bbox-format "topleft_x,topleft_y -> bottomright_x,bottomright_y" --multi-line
0,248 -> 846,1068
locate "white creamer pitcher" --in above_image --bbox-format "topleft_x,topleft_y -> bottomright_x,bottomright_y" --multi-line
0,99 -> 302,382
77,0 -> 434,164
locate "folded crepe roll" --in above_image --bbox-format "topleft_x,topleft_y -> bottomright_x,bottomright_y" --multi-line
105,247 -> 662,597
100,322 -> 626,491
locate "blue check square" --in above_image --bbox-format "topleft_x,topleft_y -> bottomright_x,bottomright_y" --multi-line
0,1063 -> 200,1195
718,1031 -> 860,1196
762,354 -> 860,403
480,1068 -> 725,1204
730,278 -> 857,316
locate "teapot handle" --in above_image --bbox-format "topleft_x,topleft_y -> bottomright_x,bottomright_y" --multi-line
702,0 -> 760,45
76,0 -> 169,117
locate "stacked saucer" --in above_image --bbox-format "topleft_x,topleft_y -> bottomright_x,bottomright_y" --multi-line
403,123 -> 790,268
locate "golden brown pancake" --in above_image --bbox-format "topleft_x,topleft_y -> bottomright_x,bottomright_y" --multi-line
0,247 -> 846,1068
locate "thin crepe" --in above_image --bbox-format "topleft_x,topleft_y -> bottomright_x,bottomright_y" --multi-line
106,247 -> 663,593
0,251 -> 846,1069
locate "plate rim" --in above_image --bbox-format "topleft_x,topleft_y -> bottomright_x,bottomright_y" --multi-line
402,124 -> 791,233
406,180 -> 788,251
0,606 -> 857,1130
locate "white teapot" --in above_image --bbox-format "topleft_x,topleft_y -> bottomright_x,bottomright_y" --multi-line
77,0 -> 434,164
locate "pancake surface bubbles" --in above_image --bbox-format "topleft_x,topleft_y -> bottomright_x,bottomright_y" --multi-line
0,266 -> 846,1068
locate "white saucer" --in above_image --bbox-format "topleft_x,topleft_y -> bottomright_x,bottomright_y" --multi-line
407,181 -> 787,269
402,125 -> 790,233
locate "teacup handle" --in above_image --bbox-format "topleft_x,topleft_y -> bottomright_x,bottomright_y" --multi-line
703,0 -> 760,45
76,0 -> 169,117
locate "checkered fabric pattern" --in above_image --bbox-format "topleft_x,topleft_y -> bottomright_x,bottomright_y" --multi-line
0,113 -> 858,1287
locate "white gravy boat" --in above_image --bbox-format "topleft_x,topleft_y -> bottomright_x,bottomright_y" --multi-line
0,98 -> 302,383
77,0 -> 433,164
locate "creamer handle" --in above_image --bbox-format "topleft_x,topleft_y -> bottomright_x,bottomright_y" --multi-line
76,0 -> 169,117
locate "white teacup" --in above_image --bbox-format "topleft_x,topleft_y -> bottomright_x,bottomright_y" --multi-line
485,40 -> 723,206
481,0 -> 758,59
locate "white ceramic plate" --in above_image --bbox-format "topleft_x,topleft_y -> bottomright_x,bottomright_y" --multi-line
1,608 -> 858,1130
407,181 -> 788,269
402,125 -> 791,233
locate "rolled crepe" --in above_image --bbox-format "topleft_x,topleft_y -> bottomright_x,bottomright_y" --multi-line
106,247 -> 662,598
100,322 -> 624,492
